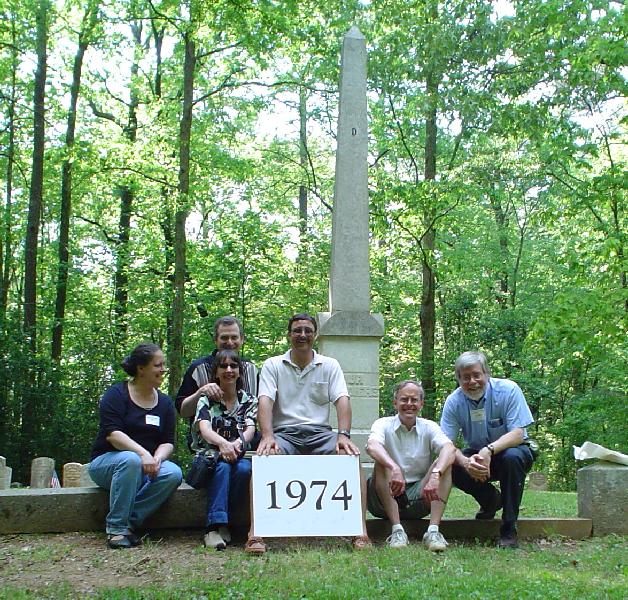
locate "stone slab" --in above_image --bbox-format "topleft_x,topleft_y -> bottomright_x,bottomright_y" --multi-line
1,486 -> 591,539
0,484 -> 207,534
366,517 -> 592,541
577,461 -> 628,535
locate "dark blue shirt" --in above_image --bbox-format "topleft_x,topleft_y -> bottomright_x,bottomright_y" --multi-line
91,381 -> 176,460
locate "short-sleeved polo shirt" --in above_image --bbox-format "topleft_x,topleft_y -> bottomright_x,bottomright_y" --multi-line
258,350 -> 348,428
368,416 -> 451,483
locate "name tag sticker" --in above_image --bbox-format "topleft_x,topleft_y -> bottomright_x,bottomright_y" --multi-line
146,415 -> 160,427
470,409 -> 485,422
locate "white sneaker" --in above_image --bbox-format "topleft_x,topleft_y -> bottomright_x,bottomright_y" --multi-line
423,530 -> 448,552
218,526 -> 231,544
386,529 -> 409,548
203,530 -> 226,550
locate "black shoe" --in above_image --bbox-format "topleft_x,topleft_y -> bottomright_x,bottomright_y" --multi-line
498,532 -> 519,549
475,491 -> 502,520
127,532 -> 147,547
107,534 -> 132,549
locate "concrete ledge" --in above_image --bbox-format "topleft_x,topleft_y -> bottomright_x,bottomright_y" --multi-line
0,484 -> 208,534
1,486 -> 592,539
366,517 -> 592,541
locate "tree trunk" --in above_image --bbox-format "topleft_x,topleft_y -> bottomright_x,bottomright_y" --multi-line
420,60 -> 438,420
24,0 -> 49,353
112,22 -> 142,357
21,0 -> 49,473
168,30 -> 195,398
298,86 -> 308,260
0,18 -> 18,331
152,14 -> 176,362
51,3 -> 98,360
488,188 -> 510,309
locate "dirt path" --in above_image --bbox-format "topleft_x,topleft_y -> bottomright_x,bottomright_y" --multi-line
0,530 -> 231,595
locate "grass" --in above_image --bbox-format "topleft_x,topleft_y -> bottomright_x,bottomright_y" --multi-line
444,487 -> 578,518
1,491 -> 624,599
30,535 -> 625,600
196,536 -> 625,600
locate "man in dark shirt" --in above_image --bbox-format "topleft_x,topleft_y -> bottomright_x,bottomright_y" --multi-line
176,316 -> 258,419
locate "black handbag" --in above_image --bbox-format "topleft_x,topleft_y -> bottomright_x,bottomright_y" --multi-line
185,451 -> 219,489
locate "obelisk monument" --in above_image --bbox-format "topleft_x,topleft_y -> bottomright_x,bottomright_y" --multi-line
318,27 -> 384,455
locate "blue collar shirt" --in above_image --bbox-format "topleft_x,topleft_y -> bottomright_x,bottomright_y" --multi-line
440,377 -> 534,450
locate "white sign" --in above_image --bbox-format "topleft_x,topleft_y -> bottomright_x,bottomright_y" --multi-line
251,455 -> 363,537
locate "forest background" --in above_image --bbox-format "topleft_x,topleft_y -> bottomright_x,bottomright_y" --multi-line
0,0 -> 625,489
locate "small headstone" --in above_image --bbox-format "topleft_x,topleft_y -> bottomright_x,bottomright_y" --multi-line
30,457 -> 55,488
578,461 -> 628,535
79,463 -> 98,487
62,462 -> 83,487
528,471 -> 548,491
0,456 -> 11,490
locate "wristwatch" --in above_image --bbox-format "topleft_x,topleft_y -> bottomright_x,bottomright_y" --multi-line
486,443 -> 495,456
338,429 -> 351,438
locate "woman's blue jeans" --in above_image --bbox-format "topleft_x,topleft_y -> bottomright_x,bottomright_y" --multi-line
205,458 -> 251,527
89,451 -> 182,535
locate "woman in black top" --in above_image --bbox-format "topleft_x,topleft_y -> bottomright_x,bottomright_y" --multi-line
89,343 -> 182,548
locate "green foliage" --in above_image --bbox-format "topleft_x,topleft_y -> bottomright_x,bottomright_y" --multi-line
0,0 -> 624,488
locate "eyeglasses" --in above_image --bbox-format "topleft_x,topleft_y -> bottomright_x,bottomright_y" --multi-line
396,396 -> 422,404
218,363 -> 239,369
290,327 -> 315,335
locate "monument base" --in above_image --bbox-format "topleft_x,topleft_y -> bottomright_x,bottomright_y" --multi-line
318,311 -> 383,459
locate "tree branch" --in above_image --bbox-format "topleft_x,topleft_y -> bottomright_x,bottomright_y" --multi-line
388,95 -> 420,185
75,215 -> 117,244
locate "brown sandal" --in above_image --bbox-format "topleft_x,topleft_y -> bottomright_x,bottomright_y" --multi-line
244,535 -> 267,554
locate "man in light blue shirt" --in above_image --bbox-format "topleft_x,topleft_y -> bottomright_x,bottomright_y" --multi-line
440,351 -> 535,548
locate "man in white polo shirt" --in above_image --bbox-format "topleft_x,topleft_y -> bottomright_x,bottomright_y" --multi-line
245,312 -> 371,553
366,380 -> 455,551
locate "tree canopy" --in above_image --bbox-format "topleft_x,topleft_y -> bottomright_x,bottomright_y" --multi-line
0,0 -> 625,488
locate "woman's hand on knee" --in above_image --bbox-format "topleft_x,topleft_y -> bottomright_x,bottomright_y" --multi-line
141,453 -> 160,478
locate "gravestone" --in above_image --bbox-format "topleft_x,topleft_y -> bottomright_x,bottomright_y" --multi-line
62,462 -> 83,487
79,463 -> 98,487
0,456 -> 11,490
318,27 -> 383,454
528,471 -> 548,491
577,461 -> 628,535
30,457 -> 55,488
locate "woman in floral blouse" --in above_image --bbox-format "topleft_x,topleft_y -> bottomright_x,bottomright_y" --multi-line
191,349 -> 257,549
